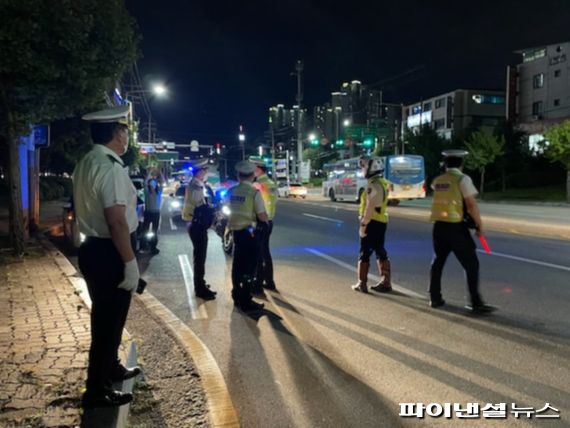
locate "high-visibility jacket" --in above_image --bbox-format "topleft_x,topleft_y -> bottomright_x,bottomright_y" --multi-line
255,174 -> 277,220
228,182 -> 258,230
430,169 -> 464,223
359,175 -> 389,223
181,178 -> 204,221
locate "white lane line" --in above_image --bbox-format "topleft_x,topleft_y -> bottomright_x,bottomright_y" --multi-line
305,248 -> 424,298
178,254 -> 208,319
170,217 -> 178,230
477,249 -> 570,272
302,213 -> 344,224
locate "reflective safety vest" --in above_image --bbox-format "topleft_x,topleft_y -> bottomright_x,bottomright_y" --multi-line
181,179 -> 203,221
359,176 -> 389,223
256,174 -> 277,220
228,182 -> 257,230
430,169 -> 464,223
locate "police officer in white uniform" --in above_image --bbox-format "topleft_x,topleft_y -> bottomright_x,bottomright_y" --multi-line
429,150 -> 495,314
74,105 -> 141,408
227,161 -> 269,312
182,158 -> 216,300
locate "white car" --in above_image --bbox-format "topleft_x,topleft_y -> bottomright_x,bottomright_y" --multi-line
278,182 -> 307,198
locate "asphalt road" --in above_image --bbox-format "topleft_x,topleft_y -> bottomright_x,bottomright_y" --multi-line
139,195 -> 570,427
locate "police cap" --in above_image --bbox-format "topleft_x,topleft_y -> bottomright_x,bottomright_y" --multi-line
235,160 -> 256,175
82,105 -> 129,125
191,158 -> 210,170
250,159 -> 266,168
442,149 -> 469,158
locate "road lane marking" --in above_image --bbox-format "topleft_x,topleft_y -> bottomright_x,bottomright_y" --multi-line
477,250 -> 570,272
178,254 -> 208,319
170,217 -> 177,230
302,213 -> 344,224
305,248 -> 424,298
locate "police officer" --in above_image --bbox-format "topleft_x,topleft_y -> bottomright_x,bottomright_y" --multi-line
429,150 -> 495,313
73,105 -> 141,408
142,173 -> 163,255
227,161 -> 269,312
252,159 -> 278,292
182,159 -> 217,300
352,156 -> 392,293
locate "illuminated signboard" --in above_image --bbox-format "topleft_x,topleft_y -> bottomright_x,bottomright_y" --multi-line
407,111 -> 432,128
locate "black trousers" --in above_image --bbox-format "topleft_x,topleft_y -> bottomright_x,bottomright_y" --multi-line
78,237 -> 132,394
255,220 -> 274,285
189,223 -> 208,289
429,221 -> 482,306
142,211 -> 160,249
232,228 -> 260,305
359,220 -> 388,262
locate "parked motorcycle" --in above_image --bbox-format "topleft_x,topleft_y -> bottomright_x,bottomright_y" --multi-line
212,188 -> 233,255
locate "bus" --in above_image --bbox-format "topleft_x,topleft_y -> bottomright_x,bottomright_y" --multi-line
322,155 -> 426,204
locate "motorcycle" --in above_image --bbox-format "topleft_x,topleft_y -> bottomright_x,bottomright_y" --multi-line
211,188 -> 234,255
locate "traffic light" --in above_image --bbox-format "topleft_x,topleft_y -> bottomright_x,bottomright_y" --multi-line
310,138 -> 319,146
335,139 -> 344,147
215,143 -> 221,155
363,138 -> 373,148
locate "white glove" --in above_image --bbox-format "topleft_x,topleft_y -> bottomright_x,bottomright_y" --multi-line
118,259 -> 140,292
359,224 -> 368,238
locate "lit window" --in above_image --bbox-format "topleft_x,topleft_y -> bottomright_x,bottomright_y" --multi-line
533,74 -> 544,89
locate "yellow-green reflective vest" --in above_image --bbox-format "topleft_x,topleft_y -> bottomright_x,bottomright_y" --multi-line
430,169 -> 464,223
256,175 -> 277,220
228,182 -> 257,230
359,176 -> 389,223
181,179 -> 202,221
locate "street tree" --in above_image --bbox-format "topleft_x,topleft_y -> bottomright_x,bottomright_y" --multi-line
543,120 -> 570,203
404,125 -> 451,183
0,0 -> 139,254
464,128 -> 505,197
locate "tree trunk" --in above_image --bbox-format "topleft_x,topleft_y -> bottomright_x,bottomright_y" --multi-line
8,134 -> 26,256
501,167 -> 507,192
480,168 -> 485,198
567,169 -> 570,204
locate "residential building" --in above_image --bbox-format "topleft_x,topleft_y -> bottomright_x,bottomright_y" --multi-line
402,89 -> 506,139
507,41 -> 570,148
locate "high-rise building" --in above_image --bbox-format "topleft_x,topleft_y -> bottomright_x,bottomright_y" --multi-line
402,89 -> 506,140
506,41 -> 570,147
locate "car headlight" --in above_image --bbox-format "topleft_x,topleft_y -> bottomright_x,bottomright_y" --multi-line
221,206 -> 231,216
79,233 -> 86,243
171,200 -> 181,209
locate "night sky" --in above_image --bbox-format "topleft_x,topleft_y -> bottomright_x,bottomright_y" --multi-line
126,0 -> 570,145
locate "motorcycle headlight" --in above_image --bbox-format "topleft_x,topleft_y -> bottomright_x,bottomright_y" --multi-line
171,200 -> 181,209
221,206 -> 231,216
146,231 -> 155,239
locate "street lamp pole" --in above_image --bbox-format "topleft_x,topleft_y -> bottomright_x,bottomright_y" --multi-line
269,116 -> 276,178
293,60 -> 303,181
238,125 -> 246,160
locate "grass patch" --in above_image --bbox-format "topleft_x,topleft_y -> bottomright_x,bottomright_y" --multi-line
482,185 -> 567,202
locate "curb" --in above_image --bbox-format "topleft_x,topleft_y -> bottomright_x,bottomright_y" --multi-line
38,229 -> 136,428
136,291 -> 240,428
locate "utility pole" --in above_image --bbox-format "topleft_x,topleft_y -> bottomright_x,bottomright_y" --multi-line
293,60 -> 303,180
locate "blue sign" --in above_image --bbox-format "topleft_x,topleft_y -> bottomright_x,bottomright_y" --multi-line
33,124 -> 50,147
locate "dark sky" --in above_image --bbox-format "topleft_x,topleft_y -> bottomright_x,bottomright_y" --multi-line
125,0 -> 570,145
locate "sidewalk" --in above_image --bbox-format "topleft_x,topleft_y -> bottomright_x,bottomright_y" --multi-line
0,240 -> 90,427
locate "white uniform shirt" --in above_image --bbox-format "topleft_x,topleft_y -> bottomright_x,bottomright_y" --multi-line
247,181 -> 267,215
450,168 -> 478,198
73,144 -> 139,237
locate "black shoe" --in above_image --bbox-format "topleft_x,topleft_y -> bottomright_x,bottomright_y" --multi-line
238,300 -> 264,312
82,390 -> 133,409
263,282 -> 276,291
466,303 -> 496,314
150,248 -> 160,255
430,299 -> 446,308
109,365 -> 141,382
195,287 -> 216,300
251,285 -> 266,297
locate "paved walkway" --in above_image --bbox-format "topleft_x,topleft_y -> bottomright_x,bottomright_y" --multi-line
0,241 -> 90,427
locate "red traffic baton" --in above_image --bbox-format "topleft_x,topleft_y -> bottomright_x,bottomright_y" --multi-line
478,234 -> 491,254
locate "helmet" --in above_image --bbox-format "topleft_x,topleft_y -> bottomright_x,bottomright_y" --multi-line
359,156 -> 384,178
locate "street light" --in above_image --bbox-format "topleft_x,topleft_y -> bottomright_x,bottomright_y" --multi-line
238,125 -> 246,160
152,83 -> 167,96
343,119 -> 351,127
124,83 -> 168,144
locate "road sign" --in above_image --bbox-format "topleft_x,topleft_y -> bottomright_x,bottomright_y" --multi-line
156,151 -> 179,161
190,140 -> 200,152
139,144 -> 155,154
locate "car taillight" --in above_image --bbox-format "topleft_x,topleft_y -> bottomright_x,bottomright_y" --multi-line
422,183 -> 426,193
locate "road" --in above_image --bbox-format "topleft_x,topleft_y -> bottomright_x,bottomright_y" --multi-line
133,195 -> 570,427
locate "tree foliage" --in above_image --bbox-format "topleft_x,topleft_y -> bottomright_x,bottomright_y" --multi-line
0,0 -> 139,253
543,120 -> 570,202
404,125 -> 452,183
464,128 -> 505,196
